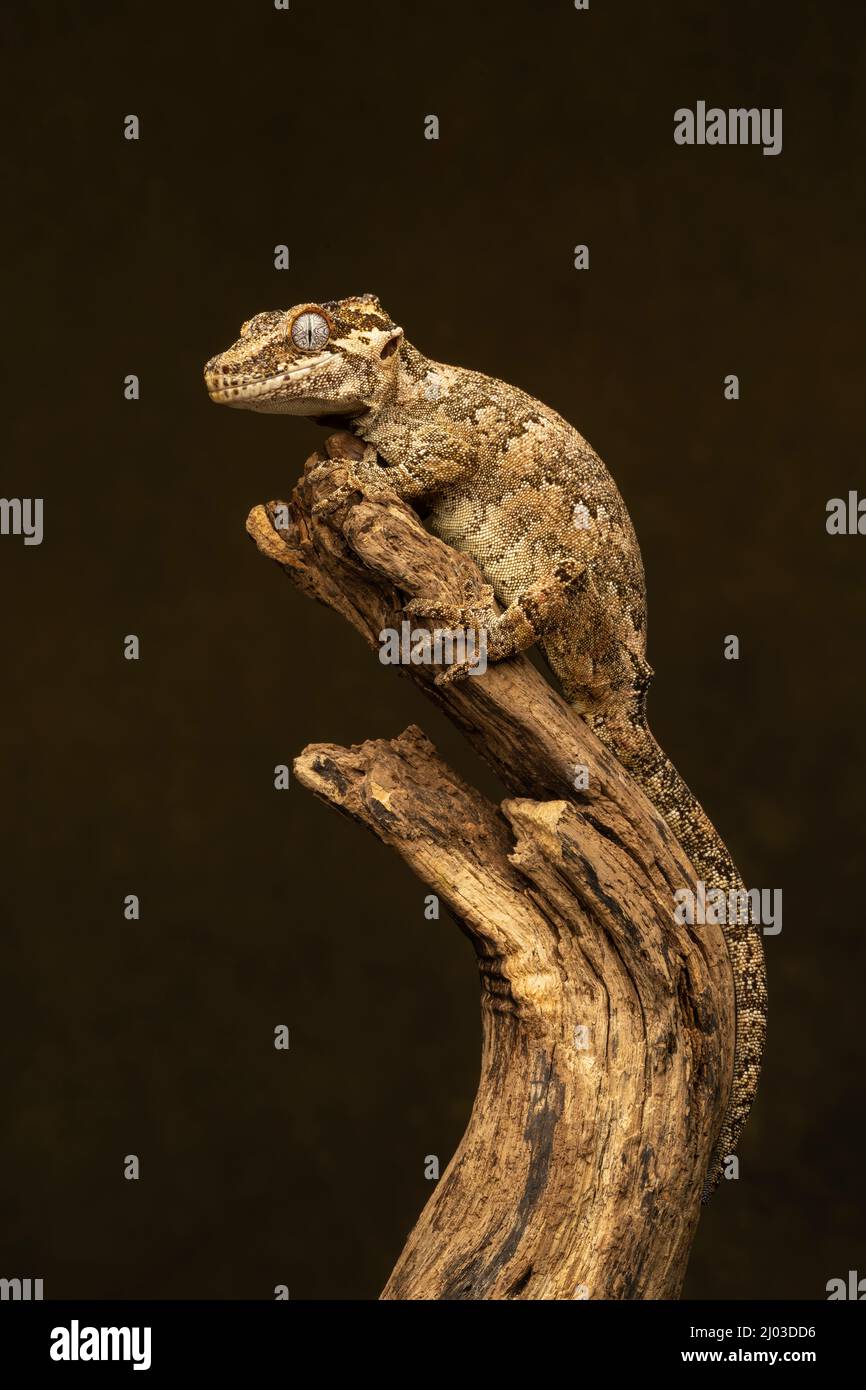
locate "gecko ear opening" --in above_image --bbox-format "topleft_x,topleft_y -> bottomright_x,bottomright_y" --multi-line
380,327 -> 403,360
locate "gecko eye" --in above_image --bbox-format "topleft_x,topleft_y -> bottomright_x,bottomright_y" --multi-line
291,311 -> 330,352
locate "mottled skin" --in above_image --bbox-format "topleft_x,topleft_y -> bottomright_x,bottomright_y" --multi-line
205,294 -> 766,1198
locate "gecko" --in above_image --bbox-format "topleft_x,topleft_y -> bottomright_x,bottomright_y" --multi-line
204,293 -> 766,1198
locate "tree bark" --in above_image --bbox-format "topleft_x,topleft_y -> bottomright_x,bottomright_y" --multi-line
246,432 -> 735,1301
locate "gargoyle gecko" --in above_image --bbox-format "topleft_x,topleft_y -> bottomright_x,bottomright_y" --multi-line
204,293 -> 766,1198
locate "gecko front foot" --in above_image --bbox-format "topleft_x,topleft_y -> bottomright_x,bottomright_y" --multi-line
309,445 -> 395,516
310,464 -> 367,517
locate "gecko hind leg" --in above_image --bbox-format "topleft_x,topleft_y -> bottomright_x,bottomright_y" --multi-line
406,559 -> 588,685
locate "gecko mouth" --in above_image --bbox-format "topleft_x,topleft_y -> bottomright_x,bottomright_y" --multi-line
205,353 -> 332,403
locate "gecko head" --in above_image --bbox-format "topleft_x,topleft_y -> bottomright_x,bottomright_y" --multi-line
203,294 -> 404,417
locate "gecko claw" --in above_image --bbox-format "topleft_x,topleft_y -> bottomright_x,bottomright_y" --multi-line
434,656 -> 482,686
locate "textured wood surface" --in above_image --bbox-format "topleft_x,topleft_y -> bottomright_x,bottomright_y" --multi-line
246,432 -> 735,1300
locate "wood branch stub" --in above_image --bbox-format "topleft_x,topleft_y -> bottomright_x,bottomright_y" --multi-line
249,433 -> 735,1300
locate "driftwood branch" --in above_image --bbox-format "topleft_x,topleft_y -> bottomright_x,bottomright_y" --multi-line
246,432 -> 735,1300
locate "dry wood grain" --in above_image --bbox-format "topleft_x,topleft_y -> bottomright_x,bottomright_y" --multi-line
246,432 -> 735,1300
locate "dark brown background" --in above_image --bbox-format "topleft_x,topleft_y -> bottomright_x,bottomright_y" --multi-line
1,0 -> 864,1299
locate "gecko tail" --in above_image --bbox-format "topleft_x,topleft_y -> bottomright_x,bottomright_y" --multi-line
582,703 -> 767,1201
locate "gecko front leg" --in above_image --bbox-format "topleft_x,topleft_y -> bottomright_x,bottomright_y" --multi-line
311,424 -> 474,516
